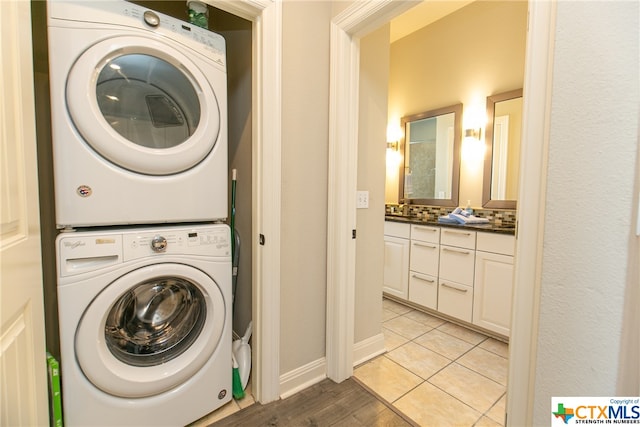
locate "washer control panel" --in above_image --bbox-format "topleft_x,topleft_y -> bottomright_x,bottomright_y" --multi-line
124,226 -> 231,260
57,225 -> 231,277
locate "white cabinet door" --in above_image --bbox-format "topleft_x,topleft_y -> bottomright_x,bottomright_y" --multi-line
473,251 -> 514,336
383,236 -> 409,299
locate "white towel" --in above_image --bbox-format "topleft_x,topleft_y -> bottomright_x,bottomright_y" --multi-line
448,207 -> 489,224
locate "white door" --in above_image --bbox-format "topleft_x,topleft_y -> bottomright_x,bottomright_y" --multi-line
0,1 -> 49,426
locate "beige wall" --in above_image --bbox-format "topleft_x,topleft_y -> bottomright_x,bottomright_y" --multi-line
331,0 -> 354,17
354,24 -> 390,343
280,1 -> 333,374
386,0 -> 527,208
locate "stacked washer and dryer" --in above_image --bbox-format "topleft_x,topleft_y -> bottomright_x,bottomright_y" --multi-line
47,1 -> 232,425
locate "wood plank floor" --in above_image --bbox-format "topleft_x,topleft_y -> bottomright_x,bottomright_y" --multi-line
210,378 -> 417,426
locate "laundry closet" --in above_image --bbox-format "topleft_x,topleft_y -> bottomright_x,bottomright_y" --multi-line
31,1 -> 253,425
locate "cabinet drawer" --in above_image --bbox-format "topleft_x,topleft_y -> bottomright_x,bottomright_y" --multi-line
477,232 -> 515,256
384,221 -> 410,239
410,225 -> 440,243
409,272 -> 438,310
441,228 -> 476,249
439,245 -> 475,285
438,280 -> 473,322
410,241 -> 439,276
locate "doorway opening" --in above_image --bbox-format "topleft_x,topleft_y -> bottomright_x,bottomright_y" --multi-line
327,1 -> 556,425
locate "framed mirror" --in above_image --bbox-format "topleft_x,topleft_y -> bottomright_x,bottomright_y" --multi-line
482,89 -> 523,209
398,103 -> 462,207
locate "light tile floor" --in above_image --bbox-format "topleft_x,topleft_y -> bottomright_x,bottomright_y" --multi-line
354,298 -> 509,427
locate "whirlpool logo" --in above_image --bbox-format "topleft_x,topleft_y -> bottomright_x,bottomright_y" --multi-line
552,397 -> 640,425
63,241 -> 86,249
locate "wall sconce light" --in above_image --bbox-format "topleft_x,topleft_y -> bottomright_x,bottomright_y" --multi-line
464,128 -> 481,140
386,140 -> 401,168
462,127 -> 485,167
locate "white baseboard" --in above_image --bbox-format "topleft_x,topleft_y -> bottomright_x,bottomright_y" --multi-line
353,333 -> 386,367
278,333 -> 385,400
279,357 -> 327,399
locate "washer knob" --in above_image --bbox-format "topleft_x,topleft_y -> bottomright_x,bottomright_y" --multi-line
143,10 -> 160,27
151,235 -> 167,252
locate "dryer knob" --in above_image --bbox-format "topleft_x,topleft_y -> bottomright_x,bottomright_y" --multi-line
151,235 -> 167,252
143,10 -> 160,27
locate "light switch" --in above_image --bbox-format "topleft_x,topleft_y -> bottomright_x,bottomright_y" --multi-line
356,190 -> 369,209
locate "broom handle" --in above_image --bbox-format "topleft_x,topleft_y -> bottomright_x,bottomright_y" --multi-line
231,169 -> 237,258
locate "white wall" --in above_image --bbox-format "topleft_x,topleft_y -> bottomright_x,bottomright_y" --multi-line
279,1 -> 332,375
532,1 -> 639,422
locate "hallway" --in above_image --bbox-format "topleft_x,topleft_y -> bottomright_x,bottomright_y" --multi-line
354,298 -> 508,426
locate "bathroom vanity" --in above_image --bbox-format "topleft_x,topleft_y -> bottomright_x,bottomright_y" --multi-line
383,217 -> 515,338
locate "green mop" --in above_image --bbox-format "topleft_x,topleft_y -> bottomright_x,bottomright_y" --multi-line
232,354 -> 244,399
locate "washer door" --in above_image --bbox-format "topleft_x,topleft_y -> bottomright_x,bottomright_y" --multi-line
66,36 -> 220,175
75,263 -> 226,398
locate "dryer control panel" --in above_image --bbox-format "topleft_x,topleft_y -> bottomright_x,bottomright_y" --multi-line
123,4 -> 226,66
48,1 -> 226,67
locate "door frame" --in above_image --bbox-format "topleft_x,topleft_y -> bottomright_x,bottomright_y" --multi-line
326,1 -> 556,425
208,0 -> 282,403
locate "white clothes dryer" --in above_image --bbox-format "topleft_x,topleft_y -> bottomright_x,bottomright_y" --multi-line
47,1 -> 228,228
56,224 -> 232,426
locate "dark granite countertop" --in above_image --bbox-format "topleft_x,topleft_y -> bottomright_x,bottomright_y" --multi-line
385,215 -> 516,235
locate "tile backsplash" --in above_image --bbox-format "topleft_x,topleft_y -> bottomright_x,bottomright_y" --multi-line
385,203 -> 517,227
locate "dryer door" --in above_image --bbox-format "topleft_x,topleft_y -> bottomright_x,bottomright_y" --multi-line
66,36 -> 221,175
75,263 -> 226,398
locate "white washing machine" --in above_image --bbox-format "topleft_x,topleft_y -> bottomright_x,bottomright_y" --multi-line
56,224 -> 232,426
47,1 -> 228,228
